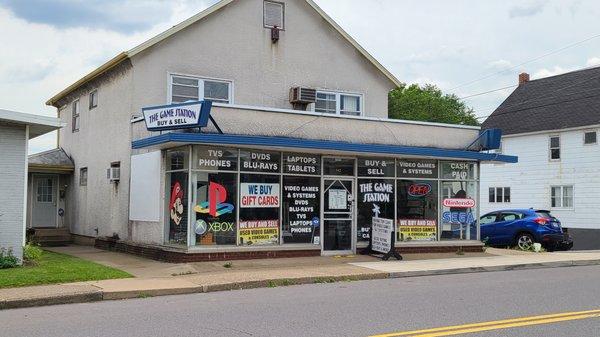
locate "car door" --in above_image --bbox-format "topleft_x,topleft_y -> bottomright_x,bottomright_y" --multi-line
494,212 -> 523,246
479,212 -> 498,244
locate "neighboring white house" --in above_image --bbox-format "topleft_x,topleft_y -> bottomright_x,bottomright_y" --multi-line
45,0 -> 515,261
480,69 -> 600,249
0,109 -> 62,262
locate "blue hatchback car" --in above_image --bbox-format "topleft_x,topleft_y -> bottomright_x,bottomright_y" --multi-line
480,209 -> 573,251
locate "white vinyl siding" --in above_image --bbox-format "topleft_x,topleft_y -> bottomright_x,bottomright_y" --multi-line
0,124 -> 26,262
170,75 -> 232,104
480,129 -> 600,229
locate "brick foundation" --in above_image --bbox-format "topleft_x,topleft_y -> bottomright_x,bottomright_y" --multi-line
95,238 -> 483,263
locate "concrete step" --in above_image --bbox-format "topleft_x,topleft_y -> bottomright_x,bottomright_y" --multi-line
31,228 -> 72,246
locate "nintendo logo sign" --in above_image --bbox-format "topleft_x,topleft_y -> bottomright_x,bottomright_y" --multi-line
443,198 -> 476,208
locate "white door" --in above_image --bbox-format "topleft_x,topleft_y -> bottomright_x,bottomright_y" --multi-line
31,175 -> 58,228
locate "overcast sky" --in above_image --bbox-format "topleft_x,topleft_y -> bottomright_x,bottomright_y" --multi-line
1,0 -> 599,154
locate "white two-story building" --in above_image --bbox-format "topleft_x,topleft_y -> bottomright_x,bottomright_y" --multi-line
480,69 -> 600,250
41,0 -> 515,261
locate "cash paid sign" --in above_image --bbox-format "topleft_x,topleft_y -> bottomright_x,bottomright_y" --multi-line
142,100 -> 212,131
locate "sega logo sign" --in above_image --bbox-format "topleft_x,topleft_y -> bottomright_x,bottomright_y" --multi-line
408,183 -> 432,197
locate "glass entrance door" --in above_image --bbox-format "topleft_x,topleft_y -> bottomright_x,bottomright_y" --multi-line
322,179 -> 354,253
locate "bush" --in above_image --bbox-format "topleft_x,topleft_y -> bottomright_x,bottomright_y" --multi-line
23,243 -> 43,264
0,248 -> 19,269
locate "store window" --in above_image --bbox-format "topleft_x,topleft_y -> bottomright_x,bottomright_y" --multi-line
191,171 -> 237,246
323,157 -> 355,176
397,180 -> 438,242
357,178 -> 395,242
397,159 -> 438,179
441,181 -> 478,240
193,146 -> 237,171
282,153 -> 321,244
440,161 -> 477,240
240,149 -> 280,173
165,147 -> 190,246
166,171 -> 188,245
356,157 -> 395,242
239,174 -> 280,246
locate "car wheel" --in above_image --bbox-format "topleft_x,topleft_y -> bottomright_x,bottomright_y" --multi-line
516,233 -> 534,251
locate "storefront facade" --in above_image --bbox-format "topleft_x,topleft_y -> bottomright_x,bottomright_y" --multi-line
131,132 -> 494,258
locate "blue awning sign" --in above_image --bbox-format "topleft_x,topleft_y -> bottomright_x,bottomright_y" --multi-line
142,100 -> 212,131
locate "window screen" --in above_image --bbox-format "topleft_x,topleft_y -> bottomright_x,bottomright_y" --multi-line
264,1 -> 284,29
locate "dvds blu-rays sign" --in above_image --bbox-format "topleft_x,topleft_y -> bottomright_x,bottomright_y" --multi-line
142,100 -> 212,131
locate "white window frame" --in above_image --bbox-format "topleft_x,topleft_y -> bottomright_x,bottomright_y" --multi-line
550,185 -> 574,209
488,187 -> 510,203
314,90 -> 364,117
583,130 -> 597,145
549,135 -> 560,161
263,0 -> 285,30
168,73 -> 234,105
72,99 -> 80,133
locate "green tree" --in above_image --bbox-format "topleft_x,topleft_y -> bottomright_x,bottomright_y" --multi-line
388,83 -> 479,126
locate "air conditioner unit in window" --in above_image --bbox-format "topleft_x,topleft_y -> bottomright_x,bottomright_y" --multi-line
289,87 -> 317,104
107,166 -> 120,182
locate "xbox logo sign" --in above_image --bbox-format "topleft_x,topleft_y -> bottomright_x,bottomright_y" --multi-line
194,219 -> 208,235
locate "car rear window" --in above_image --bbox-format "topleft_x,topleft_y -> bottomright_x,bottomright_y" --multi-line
535,211 -> 554,219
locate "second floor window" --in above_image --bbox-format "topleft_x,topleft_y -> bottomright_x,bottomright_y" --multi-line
315,91 -> 362,116
549,135 -> 560,160
89,90 -> 98,109
170,75 -> 231,104
80,167 -> 88,186
584,131 -> 597,145
489,187 -> 510,203
72,100 -> 80,132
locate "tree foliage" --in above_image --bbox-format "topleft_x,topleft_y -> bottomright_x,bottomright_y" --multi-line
388,83 -> 479,126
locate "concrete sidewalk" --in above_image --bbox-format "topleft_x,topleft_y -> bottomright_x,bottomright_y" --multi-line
2,247 -> 600,310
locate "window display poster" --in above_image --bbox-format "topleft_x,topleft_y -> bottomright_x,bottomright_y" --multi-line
282,176 -> 320,244
328,189 -> 347,210
239,174 -> 280,245
397,159 -> 438,179
240,183 -> 280,208
283,153 -> 321,175
168,172 -> 188,245
357,179 -> 394,241
194,146 -> 238,171
240,149 -> 280,173
357,158 -> 395,177
192,172 -> 237,246
396,180 -> 438,241
440,181 -> 477,240
239,220 -> 279,245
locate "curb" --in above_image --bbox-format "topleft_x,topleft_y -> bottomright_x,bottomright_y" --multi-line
2,259 -> 599,310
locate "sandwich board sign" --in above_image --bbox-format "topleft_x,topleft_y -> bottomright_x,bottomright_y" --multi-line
142,100 -> 212,131
368,217 -> 402,261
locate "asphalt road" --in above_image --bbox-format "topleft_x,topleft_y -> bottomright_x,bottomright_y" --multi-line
1,266 -> 599,337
